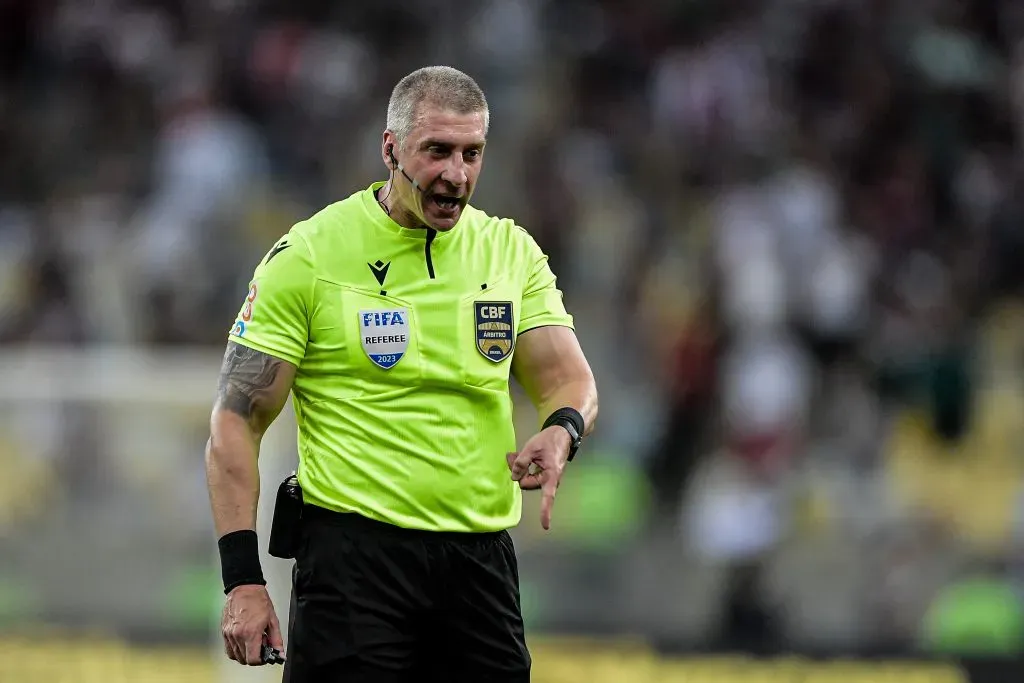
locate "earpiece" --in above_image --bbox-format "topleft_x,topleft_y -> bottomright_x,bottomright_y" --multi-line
386,142 -> 421,192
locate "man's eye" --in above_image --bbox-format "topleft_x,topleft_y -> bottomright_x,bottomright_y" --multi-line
465,149 -> 481,160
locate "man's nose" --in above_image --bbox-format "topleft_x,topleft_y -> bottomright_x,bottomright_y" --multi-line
441,157 -> 468,187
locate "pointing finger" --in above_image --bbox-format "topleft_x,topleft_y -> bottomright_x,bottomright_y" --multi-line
540,473 -> 558,530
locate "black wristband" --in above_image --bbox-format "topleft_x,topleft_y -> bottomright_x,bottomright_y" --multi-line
543,407 -> 584,437
218,529 -> 266,594
543,407 -> 585,461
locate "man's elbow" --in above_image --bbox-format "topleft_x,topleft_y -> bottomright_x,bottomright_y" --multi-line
206,409 -> 258,471
205,433 -> 230,469
205,431 -> 232,478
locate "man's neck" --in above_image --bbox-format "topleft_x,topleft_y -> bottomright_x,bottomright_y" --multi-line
377,180 -> 424,230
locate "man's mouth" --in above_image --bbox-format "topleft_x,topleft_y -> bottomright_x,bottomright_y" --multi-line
430,194 -> 461,211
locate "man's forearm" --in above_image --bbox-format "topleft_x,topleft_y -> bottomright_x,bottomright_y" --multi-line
207,343 -> 296,538
538,378 -> 599,437
206,412 -> 261,538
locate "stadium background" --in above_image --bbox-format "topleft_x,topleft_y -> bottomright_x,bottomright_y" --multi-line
4,0 -> 1024,680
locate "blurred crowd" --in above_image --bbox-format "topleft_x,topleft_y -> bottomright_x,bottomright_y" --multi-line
5,0 -> 1024,658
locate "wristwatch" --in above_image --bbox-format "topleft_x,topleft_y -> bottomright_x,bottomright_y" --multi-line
550,416 -> 582,462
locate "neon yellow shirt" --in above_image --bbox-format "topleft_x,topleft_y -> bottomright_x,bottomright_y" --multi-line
229,182 -> 574,532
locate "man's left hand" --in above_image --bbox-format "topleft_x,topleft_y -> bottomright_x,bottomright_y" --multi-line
506,426 -> 572,530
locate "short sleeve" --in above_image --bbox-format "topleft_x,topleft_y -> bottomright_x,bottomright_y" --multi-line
518,230 -> 574,334
228,230 -> 314,366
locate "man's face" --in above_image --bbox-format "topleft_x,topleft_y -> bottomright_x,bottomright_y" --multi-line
387,105 -> 487,231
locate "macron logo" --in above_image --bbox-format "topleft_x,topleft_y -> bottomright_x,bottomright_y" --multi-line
367,260 -> 390,287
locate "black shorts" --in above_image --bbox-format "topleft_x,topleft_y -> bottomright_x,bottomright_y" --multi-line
283,505 -> 531,683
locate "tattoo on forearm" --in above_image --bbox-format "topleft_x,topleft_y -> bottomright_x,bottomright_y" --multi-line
217,342 -> 282,422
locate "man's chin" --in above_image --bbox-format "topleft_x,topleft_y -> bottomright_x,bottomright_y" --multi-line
429,217 -> 461,231
423,203 -> 463,231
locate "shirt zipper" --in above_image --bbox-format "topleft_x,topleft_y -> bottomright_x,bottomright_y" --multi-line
424,228 -> 436,279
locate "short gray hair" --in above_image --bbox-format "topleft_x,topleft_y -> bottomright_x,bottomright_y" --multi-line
386,66 -> 489,145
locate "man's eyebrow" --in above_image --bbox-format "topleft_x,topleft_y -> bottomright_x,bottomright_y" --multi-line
421,138 -> 486,149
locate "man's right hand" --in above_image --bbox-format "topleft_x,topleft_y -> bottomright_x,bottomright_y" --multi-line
221,584 -> 284,665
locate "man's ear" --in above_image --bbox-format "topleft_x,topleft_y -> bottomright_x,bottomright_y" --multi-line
382,132 -> 399,169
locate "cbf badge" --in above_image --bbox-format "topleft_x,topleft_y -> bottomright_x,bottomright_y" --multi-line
359,308 -> 409,369
475,302 -> 515,362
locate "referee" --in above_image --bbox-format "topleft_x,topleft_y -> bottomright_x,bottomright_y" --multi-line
205,66 -> 598,682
